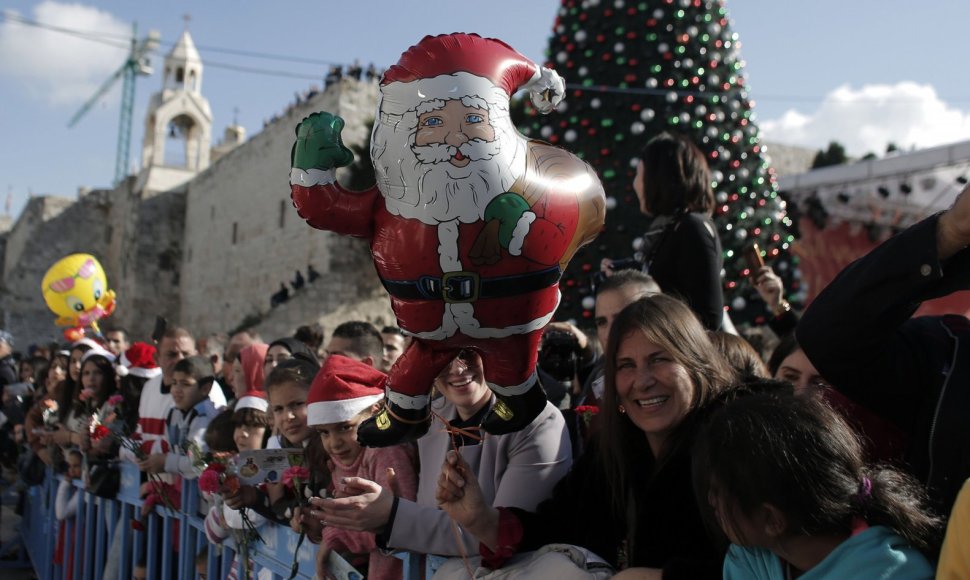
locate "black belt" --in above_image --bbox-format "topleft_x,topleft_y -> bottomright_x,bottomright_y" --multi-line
381,266 -> 561,303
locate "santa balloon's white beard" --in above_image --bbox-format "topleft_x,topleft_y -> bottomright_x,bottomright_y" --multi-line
378,136 -> 520,225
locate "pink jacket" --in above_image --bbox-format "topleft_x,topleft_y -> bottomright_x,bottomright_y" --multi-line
323,444 -> 418,579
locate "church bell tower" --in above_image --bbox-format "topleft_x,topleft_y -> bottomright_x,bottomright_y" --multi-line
136,26 -> 212,194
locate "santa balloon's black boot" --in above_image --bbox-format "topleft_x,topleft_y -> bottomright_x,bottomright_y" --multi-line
481,379 -> 547,435
357,399 -> 431,447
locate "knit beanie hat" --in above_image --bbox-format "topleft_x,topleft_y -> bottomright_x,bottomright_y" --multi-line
306,355 -> 385,426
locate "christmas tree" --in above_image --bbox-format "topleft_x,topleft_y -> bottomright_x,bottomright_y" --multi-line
522,0 -> 798,327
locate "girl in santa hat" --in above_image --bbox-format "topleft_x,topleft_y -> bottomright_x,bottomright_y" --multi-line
299,354 -> 418,580
224,356 -> 322,522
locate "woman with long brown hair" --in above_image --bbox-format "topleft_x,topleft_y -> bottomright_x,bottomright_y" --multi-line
435,294 -> 736,578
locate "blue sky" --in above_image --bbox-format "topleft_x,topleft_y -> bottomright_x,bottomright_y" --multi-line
2,0 -> 969,219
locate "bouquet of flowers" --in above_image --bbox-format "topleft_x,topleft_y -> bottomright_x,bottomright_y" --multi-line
198,454 -> 243,498
89,394 -> 137,454
198,452 -> 262,580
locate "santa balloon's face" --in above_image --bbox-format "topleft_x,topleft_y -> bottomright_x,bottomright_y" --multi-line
373,90 -> 523,226
414,100 -> 496,168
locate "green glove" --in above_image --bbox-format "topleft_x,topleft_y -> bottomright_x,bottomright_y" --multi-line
291,112 -> 355,171
484,193 -> 531,248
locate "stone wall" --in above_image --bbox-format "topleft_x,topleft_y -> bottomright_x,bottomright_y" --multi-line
179,78 -> 383,336
110,187 -> 187,339
250,269 -> 396,343
0,192 -> 117,343
2,196 -> 75,281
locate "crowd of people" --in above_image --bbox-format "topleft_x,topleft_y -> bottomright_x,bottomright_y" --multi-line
262,61 -> 384,129
1,131 -> 969,580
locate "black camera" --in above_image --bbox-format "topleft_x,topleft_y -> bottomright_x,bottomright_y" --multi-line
539,330 -> 581,383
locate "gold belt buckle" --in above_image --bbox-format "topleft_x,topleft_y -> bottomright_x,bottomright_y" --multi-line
440,271 -> 480,303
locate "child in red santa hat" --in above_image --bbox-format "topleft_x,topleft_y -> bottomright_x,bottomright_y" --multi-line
299,355 -> 418,580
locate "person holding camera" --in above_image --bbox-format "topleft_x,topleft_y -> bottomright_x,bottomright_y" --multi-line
600,132 -> 723,330
537,322 -> 595,409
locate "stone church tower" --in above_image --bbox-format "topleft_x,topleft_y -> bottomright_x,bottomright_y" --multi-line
136,29 -> 212,195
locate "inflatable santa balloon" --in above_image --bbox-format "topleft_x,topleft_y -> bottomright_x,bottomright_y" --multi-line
290,33 -> 606,446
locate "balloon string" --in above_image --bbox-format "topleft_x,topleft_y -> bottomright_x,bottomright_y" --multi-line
431,409 -> 484,579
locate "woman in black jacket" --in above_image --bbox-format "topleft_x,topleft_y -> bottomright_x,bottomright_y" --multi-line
797,187 -> 970,517
435,294 -> 736,578
602,133 -> 724,330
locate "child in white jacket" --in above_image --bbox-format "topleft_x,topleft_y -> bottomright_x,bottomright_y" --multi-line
203,392 -> 272,580
138,356 -> 224,479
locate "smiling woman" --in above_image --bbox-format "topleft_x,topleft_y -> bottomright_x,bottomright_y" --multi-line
434,294 -> 738,578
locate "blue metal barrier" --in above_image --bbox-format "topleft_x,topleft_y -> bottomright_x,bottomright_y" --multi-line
22,463 -> 319,580
21,462 -> 454,580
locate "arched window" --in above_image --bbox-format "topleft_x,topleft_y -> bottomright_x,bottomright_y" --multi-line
164,114 -> 197,168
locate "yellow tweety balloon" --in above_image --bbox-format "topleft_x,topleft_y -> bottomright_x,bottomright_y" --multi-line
41,254 -> 116,339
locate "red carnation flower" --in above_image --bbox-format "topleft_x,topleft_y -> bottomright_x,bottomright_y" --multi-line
91,424 -> 111,442
282,466 -> 310,490
198,469 -> 222,495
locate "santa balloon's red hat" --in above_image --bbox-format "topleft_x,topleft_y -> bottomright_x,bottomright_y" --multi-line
307,355 -> 386,426
379,33 -> 565,117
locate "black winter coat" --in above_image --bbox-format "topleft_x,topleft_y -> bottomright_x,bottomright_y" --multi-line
798,214 -> 970,515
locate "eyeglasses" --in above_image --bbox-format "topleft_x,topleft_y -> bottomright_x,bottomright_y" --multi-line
48,259 -> 97,293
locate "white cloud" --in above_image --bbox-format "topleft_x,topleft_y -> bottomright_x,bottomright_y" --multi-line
0,2 -> 130,105
759,82 -> 970,156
